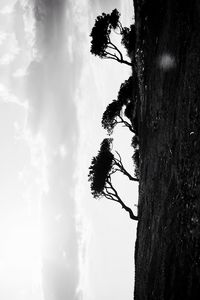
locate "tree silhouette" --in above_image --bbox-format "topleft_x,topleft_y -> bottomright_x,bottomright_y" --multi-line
131,135 -> 140,180
117,75 -> 134,103
88,138 -> 138,220
121,24 -> 136,58
102,76 -> 136,134
90,9 -> 133,66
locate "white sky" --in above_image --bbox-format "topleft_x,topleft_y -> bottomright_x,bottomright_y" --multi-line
0,1 -> 137,300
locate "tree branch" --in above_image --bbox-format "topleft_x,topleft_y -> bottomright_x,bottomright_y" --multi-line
118,115 -> 135,133
109,42 -> 123,60
108,42 -> 133,66
120,60 -> 133,66
118,200 -> 138,220
104,50 -> 117,58
105,177 -> 138,220
103,56 -> 119,62
107,45 -> 117,50
106,42 -> 133,66
103,192 -> 118,202
114,151 -> 139,182
117,20 -> 124,33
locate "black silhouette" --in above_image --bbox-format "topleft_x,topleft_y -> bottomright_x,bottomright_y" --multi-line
102,76 -> 136,135
90,9 -> 134,66
88,138 -> 138,220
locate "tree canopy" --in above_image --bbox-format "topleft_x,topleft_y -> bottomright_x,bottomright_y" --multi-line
88,138 -> 138,220
101,76 -> 136,134
88,138 -> 114,198
90,9 -> 134,66
89,9 -> 139,220
121,24 -> 136,58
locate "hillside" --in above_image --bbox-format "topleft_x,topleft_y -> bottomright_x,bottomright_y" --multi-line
133,1 -> 200,299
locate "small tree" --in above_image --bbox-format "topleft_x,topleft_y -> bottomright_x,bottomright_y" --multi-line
90,9 -> 134,66
131,135 -> 140,180
121,24 -> 136,58
88,138 -> 138,220
101,76 -> 136,134
117,75 -> 134,103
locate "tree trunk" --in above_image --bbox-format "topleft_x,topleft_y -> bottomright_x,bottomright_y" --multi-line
133,1 -> 200,299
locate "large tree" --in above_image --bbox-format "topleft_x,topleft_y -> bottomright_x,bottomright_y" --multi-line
90,9 -> 135,66
133,0 -> 200,299
101,76 -> 136,135
88,138 -> 138,220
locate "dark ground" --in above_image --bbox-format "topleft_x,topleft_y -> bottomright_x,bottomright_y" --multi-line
133,1 -> 200,299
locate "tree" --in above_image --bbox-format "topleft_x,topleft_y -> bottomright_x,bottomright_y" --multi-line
90,9 -> 134,66
121,24 -> 136,59
101,76 -> 137,134
131,135 -> 140,179
88,138 -> 138,220
133,0 -> 200,299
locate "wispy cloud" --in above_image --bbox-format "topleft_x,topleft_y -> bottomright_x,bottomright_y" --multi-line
12,68 -> 27,77
21,0 -> 84,299
0,31 -> 7,45
0,4 -> 14,15
0,83 -> 28,108
0,33 -> 20,65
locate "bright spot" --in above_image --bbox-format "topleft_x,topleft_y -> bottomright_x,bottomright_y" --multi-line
0,83 -> 19,103
158,53 -> 176,70
0,5 -> 14,15
59,144 -> 67,158
13,68 -> 27,78
0,51 -> 19,66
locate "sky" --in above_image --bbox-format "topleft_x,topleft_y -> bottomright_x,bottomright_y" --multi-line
0,1 -> 137,300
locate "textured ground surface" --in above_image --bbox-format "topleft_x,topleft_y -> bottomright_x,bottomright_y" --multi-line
134,1 -> 200,299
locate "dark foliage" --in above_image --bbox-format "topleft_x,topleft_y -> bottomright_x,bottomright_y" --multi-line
88,138 -> 138,220
89,9 -> 139,220
121,24 -> 136,58
90,13 -> 111,58
124,100 -> 134,120
131,135 -> 139,149
102,76 -> 136,134
90,9 -> 132,66
118,76 -> 133,104
109,8 -> 120,29
101,100 -> 124,134
88,138 -> 114,198
132,148 -> 139,179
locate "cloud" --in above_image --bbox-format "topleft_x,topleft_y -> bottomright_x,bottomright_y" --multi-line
0,33 -> 20,65
0,0 -> 87,299
0,83 -> 28,108
0,0 -> 135,299
0,31 -> 7,45
22,0 -> 86,299
12,68 -> 27,77
0,4 -> 14,15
